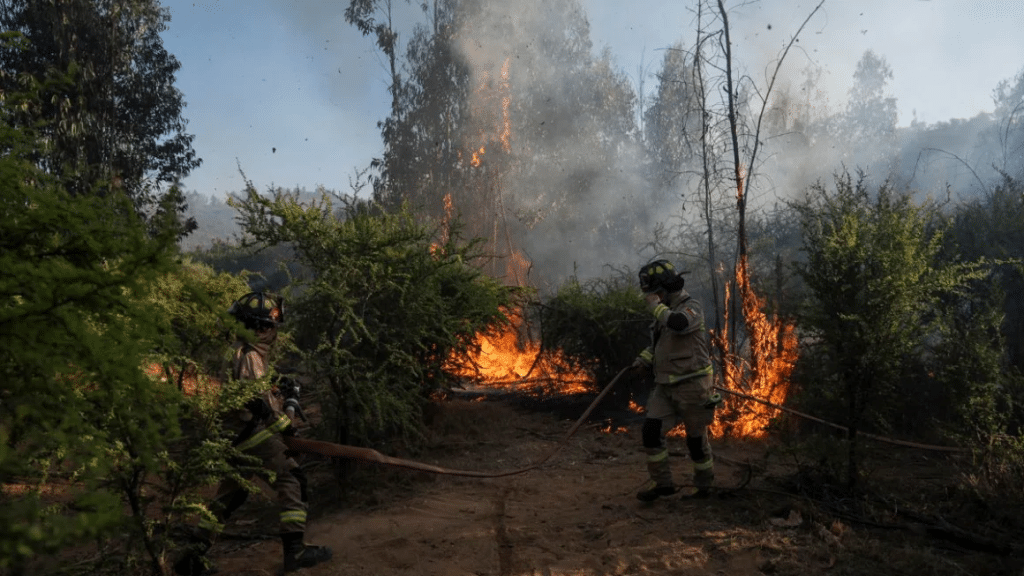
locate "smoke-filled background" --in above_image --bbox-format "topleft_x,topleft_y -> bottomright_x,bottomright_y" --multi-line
170,0 -> 1024,290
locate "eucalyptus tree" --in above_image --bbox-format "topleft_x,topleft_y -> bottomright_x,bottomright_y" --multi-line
0,0 -> 200,226
643,41 -> 704,197
839,50 -> 899,172
988,66 -> 1024,181
355,0 -> 644,284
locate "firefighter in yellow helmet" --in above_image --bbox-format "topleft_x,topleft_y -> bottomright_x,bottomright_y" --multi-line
174,292 -> 332,575
631,260 -> 721,501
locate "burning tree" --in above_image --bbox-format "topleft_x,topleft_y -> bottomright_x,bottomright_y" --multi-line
646,0 -> 823,438
345,0 -> 823,428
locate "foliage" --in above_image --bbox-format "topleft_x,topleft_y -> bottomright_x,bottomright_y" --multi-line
118,260 -> 270,576
790,170 -> 988,488
0,59 -> 258,573
0,101 -> 183,572
144,259 -> 257,418
535,273 -> 648,392
842,50 -> 898,145
229,185 -> 521,454
987,66 -> 1024,180
957,435 -> 1024,517
943,175 -> 1024,372
344,0 -> 407,203
643,41 -> 703,196
373,0 -> 471,213
0,0 -> 201,224
188,238 -> 300,293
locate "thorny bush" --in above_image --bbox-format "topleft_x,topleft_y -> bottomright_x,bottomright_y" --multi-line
229,184 -> 523,468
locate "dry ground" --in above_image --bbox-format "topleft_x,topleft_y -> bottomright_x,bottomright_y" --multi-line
197,395 -> 1024,576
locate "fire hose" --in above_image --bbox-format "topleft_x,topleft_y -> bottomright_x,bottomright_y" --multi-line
713,385 -> 965,452
281,367 -> 963,478
282,367 -> 631,478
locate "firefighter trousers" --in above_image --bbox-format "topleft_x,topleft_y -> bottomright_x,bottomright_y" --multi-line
201,431 -> 307,536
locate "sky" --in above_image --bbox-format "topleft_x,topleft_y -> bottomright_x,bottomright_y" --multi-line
159,0 -> 1024,199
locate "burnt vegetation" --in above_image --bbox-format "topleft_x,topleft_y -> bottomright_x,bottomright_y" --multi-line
3,0 -> 1024,574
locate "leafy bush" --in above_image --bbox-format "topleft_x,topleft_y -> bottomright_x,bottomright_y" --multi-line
943,175 -> 1024,373
129,259 -> 264,565
958,435 -> 1024,514
229,185 -> 521,456
189,239 -> 300,293
0,115 -> 182,572
535,273 -> 650,408
790,170 -> 988,488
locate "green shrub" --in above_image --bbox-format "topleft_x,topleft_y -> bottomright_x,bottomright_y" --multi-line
535,273 -> 650,408
790,170 -> 989,488
0,117 -> 181,572
229,186 -> 522,457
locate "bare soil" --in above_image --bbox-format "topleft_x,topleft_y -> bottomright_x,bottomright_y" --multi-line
203,395 -> 1024,576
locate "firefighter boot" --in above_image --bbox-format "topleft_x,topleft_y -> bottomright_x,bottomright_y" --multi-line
637,447 -> 676,501
282,531 -> 333,573
689,457 -> 715,499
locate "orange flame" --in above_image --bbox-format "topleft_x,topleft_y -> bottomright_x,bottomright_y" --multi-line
446,308 -> 592,396
441,192 -> 453,243
447,57 -> 593,398
470,146 -> 485,167
446,245 -> 589,394
145,362 -> 220,397
431,193 -> 456,258
439,196 -> 589,396
710,253 -> 797,438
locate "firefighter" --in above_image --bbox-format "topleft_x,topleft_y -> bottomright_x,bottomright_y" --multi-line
631,260 -> 721,501
174,292 -> 332,575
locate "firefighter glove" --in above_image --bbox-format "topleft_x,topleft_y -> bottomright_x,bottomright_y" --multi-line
644,292 -> 662,309
630,357 -> 650,375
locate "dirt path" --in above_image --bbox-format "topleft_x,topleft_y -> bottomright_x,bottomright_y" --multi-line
203,397 -> 1018,576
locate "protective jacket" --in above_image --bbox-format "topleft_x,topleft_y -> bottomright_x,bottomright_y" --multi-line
636,289 -> 713,385
199,329 -> 307,537
225,332 -> 292,451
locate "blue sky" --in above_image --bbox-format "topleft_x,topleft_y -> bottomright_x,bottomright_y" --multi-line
160,0 -> 1024,199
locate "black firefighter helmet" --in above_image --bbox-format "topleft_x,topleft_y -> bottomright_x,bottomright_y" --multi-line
638,259 -> 686,293
229,292 -> 284,331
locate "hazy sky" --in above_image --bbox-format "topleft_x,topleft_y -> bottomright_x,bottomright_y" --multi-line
160,0 -> 1024,198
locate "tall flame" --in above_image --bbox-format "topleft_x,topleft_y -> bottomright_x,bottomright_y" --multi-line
710,253 -> 797,438
445,54 -> 594,397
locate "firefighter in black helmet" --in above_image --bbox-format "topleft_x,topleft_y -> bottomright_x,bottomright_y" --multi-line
174,292 -> 332,575
631,260 -> 720,501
